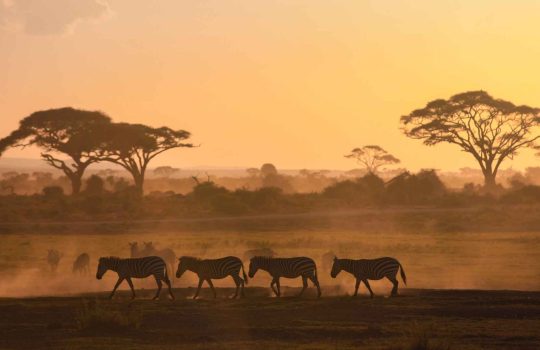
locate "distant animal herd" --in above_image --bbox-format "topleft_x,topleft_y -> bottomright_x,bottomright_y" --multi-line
47,242 -> 407,300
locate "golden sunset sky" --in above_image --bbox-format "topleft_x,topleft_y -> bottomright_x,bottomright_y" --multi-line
1,0 -> 539,171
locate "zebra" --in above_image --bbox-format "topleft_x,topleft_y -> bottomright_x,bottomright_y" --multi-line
248,256 -> 321,298
72,253 -> 90,275
176,256 -> 248,299
330,256 -> 407,298
141,242 -> 176,276
47,249 -> 62,272
129,242 -> 144,258
96,256 -> 175,300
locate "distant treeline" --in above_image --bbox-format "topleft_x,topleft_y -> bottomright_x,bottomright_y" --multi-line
2,169 -> 540,222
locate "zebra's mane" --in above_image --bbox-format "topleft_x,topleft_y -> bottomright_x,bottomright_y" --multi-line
179,256 -> 201,262
251,255 -> 273,261
100,256 -> 121,262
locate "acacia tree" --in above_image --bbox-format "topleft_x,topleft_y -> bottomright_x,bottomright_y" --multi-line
0,107 -> 111,194
154,166 -> 180,178
344,145 -> 400,174
100,123 -> 192,194
401,91 -> 540,189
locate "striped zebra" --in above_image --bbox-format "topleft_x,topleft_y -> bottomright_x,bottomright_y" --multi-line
248,256 -> 321,298
330,256 -> 406,298
176,256 -> 248,299
96,256 -> 175,300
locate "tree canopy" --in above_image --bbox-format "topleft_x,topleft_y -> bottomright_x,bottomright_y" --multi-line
0,107 -> 111,194
99,123 -> 193,194
344,145 -> 400,174
400,91 -> 540,189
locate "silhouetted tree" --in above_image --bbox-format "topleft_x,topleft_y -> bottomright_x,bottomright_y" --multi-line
259,163 -> 293,192
401,91 -> 540,189
345,145 -> 400,174
260,163 -> 278,177
85,175 -> 105,195
100,123 -> 192,194
154,166 -> 180,178
0,107 -> 111,194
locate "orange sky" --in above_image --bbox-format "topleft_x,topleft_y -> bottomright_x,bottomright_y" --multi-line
1,0 -> 539,171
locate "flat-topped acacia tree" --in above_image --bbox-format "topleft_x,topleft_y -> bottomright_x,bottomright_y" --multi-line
401,91 -> 540,190
344,145 -> 400,174
0,107 -> 111,194
99,123 -> 193,195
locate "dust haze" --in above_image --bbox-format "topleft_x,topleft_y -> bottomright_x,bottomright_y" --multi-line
1,227 -> 538,298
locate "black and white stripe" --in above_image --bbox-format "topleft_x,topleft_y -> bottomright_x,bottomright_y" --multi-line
96,256 -> 174,300
248,256 -> 321,297
331,256 -> 406,297
176,256 -> 248,299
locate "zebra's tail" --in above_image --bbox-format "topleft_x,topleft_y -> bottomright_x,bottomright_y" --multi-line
241,262 -> 248,285
399,262 -> 407,285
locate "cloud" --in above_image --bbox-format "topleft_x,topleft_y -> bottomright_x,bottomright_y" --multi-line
0,0 -> 111,35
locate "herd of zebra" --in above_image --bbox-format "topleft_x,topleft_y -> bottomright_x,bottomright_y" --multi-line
47,243 -> 407,300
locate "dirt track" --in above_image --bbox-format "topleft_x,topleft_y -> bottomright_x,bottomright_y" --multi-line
0,288 -> 539,349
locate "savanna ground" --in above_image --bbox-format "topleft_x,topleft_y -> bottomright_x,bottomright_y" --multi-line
0,209 -> 539,349
0,288 -> 539,349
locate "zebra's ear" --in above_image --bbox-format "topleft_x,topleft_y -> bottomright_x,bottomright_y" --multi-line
334,256 -> 338,261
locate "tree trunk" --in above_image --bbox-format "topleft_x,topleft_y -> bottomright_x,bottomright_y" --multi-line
132,172 -> 145,196
483,171 -> 497,191
70,175 -> 82,195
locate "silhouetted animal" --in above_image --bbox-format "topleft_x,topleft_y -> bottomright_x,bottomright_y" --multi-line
243,248 -> 276,261
129,242 -> 144,258
249,256 -> 321,297
96,256 -> 174,300
47,249 -> 62,272
141,242 -> 176,276
72,253 -> 90,275
331,257 -> 406,298
176,256 -> 248,299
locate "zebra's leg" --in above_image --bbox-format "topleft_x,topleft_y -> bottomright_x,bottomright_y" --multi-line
110,277 -> 124,299
207,279 -> 217,299
163,276 -> 175,300
126,277 -> 136,299
297,276 -> 308,297
194,278 -> 204,299
270,279 -> 279,297
275,277 -> 281,297
231,275 -> 241,299
153,276 -> 163,300
308,274 -> 322,298
387,275 -> 399,296
353,278 -> 361,297
363,279 -> 374,298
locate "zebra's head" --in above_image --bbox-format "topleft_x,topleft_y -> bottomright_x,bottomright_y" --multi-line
248,256 -> 265,278
330,257 -> 341,278
176,256 -> 196,278
96,257 -> 115,280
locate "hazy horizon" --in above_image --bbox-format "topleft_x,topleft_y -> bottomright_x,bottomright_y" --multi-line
2,1 -> 540,171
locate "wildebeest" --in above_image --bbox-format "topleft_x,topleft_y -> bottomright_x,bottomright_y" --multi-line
331,256 -> 407,297
47,249 -> 62,272
96,256 -> 174,300
72,253 -> 90,275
